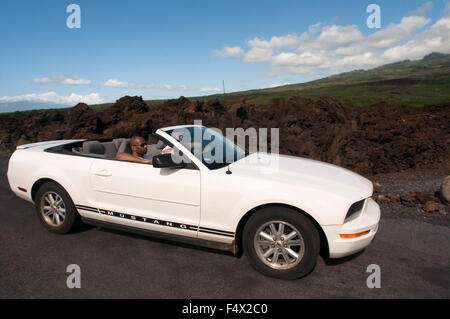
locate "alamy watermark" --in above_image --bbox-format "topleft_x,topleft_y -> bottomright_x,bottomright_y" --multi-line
66,264 -> 81,288
166,120 -> 280,173
366,4 -> 381,29
66,4 -> 81,29
366,264 -> 381,288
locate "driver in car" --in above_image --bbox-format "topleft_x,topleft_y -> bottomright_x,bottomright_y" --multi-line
116,136 -> 152,164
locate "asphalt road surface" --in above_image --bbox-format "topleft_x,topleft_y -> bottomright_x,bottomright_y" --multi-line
1,157 -> 449,299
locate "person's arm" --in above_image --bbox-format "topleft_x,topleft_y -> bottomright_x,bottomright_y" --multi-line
162,148 -> 174,154
116,153 -> 152,164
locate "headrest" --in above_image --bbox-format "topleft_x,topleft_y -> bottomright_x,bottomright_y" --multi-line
117,139 -> 131,154
82,141 -> 105,154
112,138 -> 126,150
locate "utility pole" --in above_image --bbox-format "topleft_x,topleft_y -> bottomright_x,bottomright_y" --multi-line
223,80 -> 226,94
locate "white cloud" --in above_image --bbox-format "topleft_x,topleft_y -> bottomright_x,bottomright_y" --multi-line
415,1 -> 433,14
314,25 -> 364,49
32,77 -> 53,84
0,92 -> 103,105
329,15 -> 432,56
212,46 -> 244,58
200,87 -> 222,93
244,24 -> 321,51
367,16 -> 431,50
102,79 -> 188,91
244,47 -> 274,63
32,75 -> 91,86
215,23 -> 322,64
381,16 -> 450,61
214,4 -> 450,77
306,22 -> 322,38
102,79 -> 131,88
272,51 -> 328,67
247,33 -> 303,49
60,78 -> 91,85
243,31 -> 317,63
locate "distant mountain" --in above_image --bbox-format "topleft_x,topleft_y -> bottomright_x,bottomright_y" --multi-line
422,52 -> 448,61
0,101 -> 69,114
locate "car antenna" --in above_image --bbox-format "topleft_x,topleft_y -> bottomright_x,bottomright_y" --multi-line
226,165 -> 232,175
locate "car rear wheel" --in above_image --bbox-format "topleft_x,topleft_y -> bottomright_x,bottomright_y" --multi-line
35,182 -> 81,234
243,207 -> 320,279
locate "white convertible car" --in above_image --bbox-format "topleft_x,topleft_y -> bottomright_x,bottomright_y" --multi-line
7,124 -> 380,279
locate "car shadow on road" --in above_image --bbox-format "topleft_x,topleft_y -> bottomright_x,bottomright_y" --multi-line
75,223 -> 97,233
320,250 -> 365,266
95,226 -> 238,258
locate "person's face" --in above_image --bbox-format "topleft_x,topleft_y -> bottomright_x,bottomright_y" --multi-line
131,137 -> 147,156
179,135 -> 183,142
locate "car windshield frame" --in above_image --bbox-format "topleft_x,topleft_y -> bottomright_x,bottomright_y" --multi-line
163,126 -> 248,170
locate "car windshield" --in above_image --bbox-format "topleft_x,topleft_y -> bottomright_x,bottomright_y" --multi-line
163,126 -> 248,169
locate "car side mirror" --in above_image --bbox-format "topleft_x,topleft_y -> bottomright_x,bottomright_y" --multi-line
152,154 -> 186,169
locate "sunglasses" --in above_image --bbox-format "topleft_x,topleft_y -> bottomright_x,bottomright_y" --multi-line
133,143 -> 147,147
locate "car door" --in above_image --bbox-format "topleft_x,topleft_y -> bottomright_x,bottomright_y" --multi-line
88,158 -> 201,239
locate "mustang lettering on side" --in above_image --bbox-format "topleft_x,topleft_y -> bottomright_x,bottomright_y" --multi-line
7,124 -> 380,279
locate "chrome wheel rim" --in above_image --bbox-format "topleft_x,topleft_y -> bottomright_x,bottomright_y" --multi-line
40,192 -> 66,227
254,220 -> 305,270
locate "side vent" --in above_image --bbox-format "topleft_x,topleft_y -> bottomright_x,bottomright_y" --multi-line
344,199 -> 366,223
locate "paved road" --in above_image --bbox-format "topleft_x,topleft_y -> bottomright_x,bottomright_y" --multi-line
0,157 -> 449,299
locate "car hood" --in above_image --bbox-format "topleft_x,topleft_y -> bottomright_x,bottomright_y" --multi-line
230,152 -> 373,202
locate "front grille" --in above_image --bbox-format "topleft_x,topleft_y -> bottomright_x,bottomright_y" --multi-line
344,199 -> 366,223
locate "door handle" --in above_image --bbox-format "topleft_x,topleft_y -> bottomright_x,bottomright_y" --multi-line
94,169 -> 112,177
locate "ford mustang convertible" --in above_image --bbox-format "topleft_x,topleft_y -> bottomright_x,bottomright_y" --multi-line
7,124 -> 380,279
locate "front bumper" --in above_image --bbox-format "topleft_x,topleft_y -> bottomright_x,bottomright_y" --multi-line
323,198 -> 380,258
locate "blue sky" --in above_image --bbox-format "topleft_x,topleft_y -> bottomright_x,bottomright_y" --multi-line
1,0 -> 449,109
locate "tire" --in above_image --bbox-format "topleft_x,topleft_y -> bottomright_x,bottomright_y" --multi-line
243,207 -> 320,279
35,182 -> 82,234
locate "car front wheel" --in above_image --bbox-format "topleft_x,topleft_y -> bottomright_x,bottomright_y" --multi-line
243,207 -> 320,279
